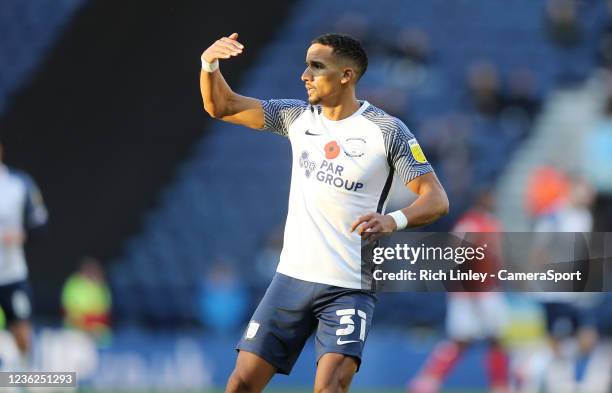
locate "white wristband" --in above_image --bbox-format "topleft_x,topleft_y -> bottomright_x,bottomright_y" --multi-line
388,210 -> 408,231
201,58 -> 219,73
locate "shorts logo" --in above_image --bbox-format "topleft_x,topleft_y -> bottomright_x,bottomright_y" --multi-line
343,137 -> 366,158
245,321 -> 260,340
324,141 -> 340,160
408,138 -> 428,163
337,338 -> 360,345
335,309 -> 367,346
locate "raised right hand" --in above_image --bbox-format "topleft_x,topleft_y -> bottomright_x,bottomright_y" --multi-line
201,32 -> 244,63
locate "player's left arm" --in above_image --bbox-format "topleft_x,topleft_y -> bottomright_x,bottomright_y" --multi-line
352,118 -> 448,240
402,171 -> 449,225
351,172 -> 448,240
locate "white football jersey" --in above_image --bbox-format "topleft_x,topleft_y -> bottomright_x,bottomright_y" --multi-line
260,99 -> 433,289
0,165 -> 48,285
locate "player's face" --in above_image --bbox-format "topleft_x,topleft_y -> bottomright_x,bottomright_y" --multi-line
301,44 -> 345,105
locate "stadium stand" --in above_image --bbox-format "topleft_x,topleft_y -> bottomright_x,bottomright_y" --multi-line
1,0 -> 296,317
110,0 -> 610,325
0,0 -> 85,114
1,0 -> 611,390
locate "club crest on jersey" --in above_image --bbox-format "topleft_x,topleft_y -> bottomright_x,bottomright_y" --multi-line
343,137 -> 366,157
245,321 -> 260,340
408,138 -> 428,163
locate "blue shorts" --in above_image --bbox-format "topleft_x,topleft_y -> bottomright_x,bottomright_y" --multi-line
236,273 -> 376,375
0,280 -> 33,324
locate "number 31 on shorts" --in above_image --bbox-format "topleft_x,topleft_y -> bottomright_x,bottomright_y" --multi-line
335,309 -> 367,345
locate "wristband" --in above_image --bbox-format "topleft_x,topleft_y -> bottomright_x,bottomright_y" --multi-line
388,210 -> 408,231
201,58 -> 219,73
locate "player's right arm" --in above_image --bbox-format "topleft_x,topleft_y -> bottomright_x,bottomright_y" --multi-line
200,33 -> 265,129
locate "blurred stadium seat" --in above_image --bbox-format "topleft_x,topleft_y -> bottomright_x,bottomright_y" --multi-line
0,0 -> 85,114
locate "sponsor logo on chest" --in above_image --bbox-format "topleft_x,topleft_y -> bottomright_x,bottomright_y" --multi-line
299,150 -> 364,192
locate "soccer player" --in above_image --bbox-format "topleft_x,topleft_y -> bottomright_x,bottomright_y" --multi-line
0,139 -> 48,366
200,32 -> 449,393
409,188 -> 509,393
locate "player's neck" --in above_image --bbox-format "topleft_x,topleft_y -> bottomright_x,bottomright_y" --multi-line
321,95 -> 361,121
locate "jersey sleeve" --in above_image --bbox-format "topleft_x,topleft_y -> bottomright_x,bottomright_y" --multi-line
22,174 -> 49,229
259,99 -> 308,137
385,118 -> 434,184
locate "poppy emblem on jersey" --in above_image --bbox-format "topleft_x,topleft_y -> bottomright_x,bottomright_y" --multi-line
324,141 -> 340,159
343,137 -> 366,157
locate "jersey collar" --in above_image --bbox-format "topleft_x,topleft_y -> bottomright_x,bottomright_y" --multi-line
319,100 -> 370,125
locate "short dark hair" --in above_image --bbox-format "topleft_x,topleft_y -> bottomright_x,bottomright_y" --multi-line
311,33 -> 368,80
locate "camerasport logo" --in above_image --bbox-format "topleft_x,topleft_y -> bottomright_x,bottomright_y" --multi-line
324,141 -> 340,159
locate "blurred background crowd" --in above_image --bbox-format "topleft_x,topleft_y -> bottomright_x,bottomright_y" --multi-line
0,0 -> 611,391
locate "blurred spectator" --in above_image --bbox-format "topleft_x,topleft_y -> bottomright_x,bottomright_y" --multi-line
384,28 -> 436,91
196,261 -> 248,334
597,6 -> 612,69
580,293 -> 612,393
467,61 -> 504,118
61,257 -> 111,342
358,31 -> 424,116
596,0 -> 612,69
527,176 -> 600,393
254,227 -> 284,284
416,113 -> 474,224
361,28 -> 438,118
533,176 -> 594,233
598,33 -> 612,70
329,11 -> 373,52
583,87 -> 612,231
394,28 -> 432,66
546,0 -> 582,48
361,86 -> 408,117
501,68 -> 541,137
525,166 -> 571,218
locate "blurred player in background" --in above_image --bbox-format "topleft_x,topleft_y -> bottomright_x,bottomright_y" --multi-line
409,188 -> 509,393
200,32 -> 448,392
0,139 -> 48,367
526,175 -> 601,393
61,256 -> 111,343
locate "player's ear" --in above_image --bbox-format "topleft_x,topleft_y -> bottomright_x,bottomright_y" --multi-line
341,68 -> 355,84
